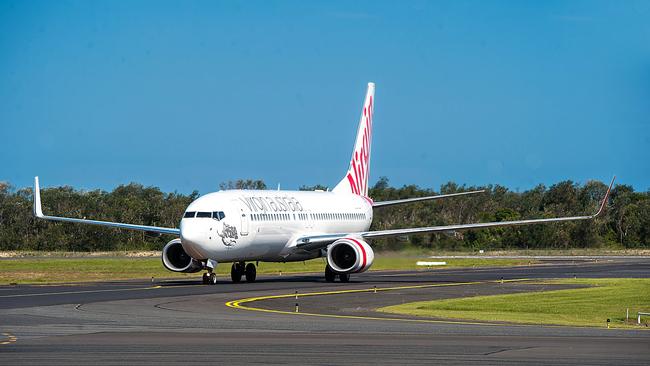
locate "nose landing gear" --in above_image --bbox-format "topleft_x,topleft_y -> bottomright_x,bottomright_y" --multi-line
202,259 -> 218,285
202,272 -> 218,285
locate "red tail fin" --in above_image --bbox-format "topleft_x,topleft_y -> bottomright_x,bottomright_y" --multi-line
333,83 -> 375,197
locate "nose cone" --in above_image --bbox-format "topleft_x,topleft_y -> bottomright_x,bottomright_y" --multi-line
180,219 -> 208,259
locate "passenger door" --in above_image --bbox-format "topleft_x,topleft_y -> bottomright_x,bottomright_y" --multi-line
239,203 -> 249,236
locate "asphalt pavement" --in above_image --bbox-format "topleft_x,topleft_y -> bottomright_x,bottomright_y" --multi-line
1,258 -> 649,365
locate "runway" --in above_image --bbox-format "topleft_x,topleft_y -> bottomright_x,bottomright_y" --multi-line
1,258 -> 649,365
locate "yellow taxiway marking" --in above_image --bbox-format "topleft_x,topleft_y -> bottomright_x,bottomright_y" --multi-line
225,279 -> 531,326
0,332 -> 17,345
0,285 -> 162,299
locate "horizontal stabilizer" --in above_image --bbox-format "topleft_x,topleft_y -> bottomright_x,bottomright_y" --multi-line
372,190 -> 485,208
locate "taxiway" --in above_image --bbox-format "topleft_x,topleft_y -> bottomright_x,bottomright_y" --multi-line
1,258 -> 649,365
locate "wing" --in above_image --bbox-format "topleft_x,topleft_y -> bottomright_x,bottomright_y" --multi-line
33,177 -> 180,236
295,177 -> 615,252
372,190 -> 485,207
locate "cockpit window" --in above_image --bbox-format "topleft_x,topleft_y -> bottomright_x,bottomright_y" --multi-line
196,212 -> 212,218
184,211 -> 196,218
211,211 -> 225,220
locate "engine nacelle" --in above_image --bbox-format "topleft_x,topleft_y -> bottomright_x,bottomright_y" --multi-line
161,238 -> 203,273
326,237 -> 374,274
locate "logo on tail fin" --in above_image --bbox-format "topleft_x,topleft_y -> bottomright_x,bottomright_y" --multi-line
334,83 -> 375,198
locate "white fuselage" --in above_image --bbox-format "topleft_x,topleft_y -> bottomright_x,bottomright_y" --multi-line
179,190 -> 373,263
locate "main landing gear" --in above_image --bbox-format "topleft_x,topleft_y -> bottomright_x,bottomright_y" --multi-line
203,261 -> 257,285
325,265 -> 350,283
231,262 -> 257,283
202,261 -> 258,285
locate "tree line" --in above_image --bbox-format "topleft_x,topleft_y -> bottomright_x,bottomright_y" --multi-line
0,178 -> 647,252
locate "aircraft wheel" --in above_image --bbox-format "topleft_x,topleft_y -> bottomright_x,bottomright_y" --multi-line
202,273 -> 209,285
325,265 -> 336,282
339,273 -> 350,283
209,272 -> 218,285
231,262 -> 243,283
245,263 -> 257,283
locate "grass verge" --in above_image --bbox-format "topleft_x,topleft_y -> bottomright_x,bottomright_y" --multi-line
3,248 -> 649,258
379,278 -> 650,328
0,256 -> 535,284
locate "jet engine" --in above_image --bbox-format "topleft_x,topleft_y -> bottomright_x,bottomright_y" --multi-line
161,238 -> 203,273
326,237 -> 374,274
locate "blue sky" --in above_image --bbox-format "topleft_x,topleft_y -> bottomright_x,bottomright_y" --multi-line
1,0 -> 649,194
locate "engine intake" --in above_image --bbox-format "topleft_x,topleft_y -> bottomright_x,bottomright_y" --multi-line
162,238 -> 203,273
326,237 -> 374,274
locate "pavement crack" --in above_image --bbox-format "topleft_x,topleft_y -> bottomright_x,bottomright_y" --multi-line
484,346 -> 536,356
153,299 -> 199,313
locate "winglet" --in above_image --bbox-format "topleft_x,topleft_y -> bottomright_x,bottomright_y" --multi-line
33,176 -> 44,218
592,176 -> 615,218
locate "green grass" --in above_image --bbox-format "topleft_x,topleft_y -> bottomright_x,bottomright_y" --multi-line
379,278 -> 650,328
0,256 -> 535,284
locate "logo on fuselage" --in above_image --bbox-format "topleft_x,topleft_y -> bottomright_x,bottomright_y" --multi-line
239,196 -> 304,212
218,222 -> 239,246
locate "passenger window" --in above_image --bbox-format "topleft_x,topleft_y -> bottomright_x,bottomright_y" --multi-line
184,211 -> 196,218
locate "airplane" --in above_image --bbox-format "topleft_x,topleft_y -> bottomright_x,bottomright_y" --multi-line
33,82 -> 615,285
